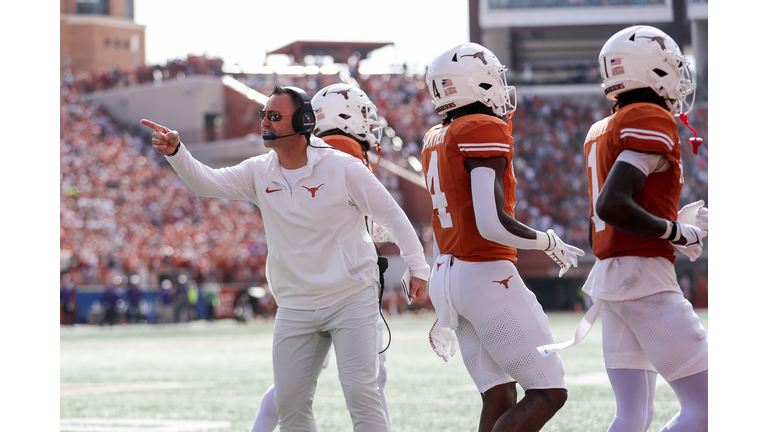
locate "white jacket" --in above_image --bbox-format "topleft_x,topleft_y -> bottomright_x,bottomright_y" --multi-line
165,137 -> 430,310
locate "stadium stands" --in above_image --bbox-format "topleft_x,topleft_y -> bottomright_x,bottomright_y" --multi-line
60,57 -> 708,318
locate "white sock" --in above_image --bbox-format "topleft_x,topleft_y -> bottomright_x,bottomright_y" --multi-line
661,370 -> 708,432
606,368 -> 657,432
378,362 -> 389,426
251,384 -> 279,432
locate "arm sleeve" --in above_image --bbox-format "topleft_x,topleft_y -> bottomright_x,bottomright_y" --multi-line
470,167 -> 551,250
165,143 -> 260,204
344,158 -> 430,280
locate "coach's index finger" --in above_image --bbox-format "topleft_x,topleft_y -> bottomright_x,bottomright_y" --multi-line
140,119 -> 170,134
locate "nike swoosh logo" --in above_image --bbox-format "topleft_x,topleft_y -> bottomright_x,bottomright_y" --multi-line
266,187 -> 282,193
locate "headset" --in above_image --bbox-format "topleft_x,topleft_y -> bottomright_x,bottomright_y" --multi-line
285,86 -> 316,134
263,86 -> 317,142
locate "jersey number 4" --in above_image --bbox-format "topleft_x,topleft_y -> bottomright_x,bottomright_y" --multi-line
426,150 -> 453,228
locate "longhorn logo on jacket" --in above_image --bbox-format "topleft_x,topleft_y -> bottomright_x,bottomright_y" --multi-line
302,184 -> 325,197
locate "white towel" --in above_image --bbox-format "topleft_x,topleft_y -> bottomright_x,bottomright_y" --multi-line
537,298 -> 603,357
428,254 -> 459,330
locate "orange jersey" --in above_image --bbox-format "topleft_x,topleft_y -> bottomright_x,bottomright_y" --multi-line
321,135 -> 369,168
421,114 -> 518,263
584,103 -> 683,262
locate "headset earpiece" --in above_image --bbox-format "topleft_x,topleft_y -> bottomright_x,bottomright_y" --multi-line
284,86 -> 317,134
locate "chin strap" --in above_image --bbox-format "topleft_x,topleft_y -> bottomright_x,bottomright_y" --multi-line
679,112 -> 703,155
369,143 -> 381,170
505,111 -> 515,136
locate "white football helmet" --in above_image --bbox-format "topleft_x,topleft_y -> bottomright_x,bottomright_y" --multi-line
599,25 -> 695,116
311,83 -> 383,149
426,42 -> 516,117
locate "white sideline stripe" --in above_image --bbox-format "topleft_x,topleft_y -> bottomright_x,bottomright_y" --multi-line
620,127 -> 674,150
60,382 -> 197,394
60,418 -> 231,432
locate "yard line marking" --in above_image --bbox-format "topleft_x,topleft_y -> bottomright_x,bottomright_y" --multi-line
59,418 -> 231,432
60,382 -> 199,394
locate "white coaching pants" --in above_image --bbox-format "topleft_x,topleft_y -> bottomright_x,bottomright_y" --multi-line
272,284 -> 388,432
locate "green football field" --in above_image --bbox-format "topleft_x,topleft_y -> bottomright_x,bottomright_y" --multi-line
60,310 -> 708,432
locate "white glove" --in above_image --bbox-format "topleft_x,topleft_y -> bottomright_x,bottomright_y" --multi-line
677,200 -> 708,237
429,320 -> 458,362
673,200 -> 707,262
673,223 -> 705,262
544,229 -> 585,277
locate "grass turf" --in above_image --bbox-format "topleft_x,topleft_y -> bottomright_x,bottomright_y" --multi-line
60,309 -> 707,431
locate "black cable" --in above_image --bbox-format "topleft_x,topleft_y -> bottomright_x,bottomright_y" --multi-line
373,233 -> 392,355
379,304 -> 392,355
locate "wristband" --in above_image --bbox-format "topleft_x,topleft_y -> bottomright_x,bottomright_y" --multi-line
671,221 -> 681,242
169,143 -> 180,156
660,220 -> 680,242
535,230 -> 553,251
660,220 -> 673,240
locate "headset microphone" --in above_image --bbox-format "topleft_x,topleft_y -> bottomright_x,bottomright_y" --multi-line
263,132 -> 301,140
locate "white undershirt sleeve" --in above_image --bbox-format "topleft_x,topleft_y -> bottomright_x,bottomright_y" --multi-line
470,166 -> 551,250
615,149 -> 670,176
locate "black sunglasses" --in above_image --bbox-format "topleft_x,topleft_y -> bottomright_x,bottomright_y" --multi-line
259,110 -> 293,122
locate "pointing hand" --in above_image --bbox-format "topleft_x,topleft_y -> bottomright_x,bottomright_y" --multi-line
140,119 -> 180,156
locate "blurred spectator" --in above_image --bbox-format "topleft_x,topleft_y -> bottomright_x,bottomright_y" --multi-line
174,274 -> 190,323
158,279 -> 175,324
60,274 -> 78,325
101,276 -> 124,326
233,288 -> 254,323
187,278 -> 200,321
125,274 -> 144,324
202,282 -> 220,321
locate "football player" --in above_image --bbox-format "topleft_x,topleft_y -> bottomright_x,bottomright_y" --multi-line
422,42 -> 583,432
582,25 -> 708,431
311,83 -> 383,170
251,83 -> 391,432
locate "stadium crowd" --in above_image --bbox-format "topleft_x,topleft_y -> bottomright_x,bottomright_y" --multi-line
63,55 -> 224,94
60,57 -> 708,308
61,85 -> 269,289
